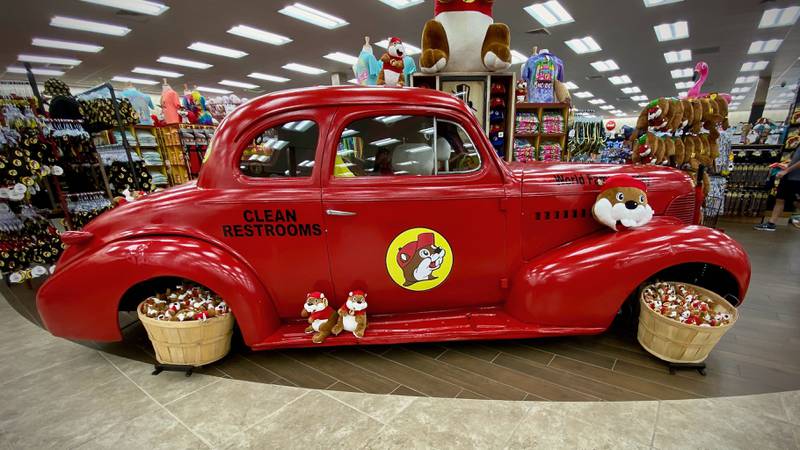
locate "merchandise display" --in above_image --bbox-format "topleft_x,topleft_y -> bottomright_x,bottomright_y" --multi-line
642,282 -> 733,327
140,283 -> 229,322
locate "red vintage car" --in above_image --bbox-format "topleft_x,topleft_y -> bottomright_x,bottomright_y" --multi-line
37,86 -> 750,349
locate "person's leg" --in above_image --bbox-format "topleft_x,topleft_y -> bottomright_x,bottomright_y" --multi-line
755,180 -> 790,231
769,199 -> 785,224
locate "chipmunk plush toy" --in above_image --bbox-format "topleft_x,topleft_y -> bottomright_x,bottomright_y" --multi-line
420,0 -> 511,73
332,290 -> 368,338
592,175 -> 654,231
632,132 -> 658,164
636,98 -> 671,132
378,37 -> 406,87
301,291 -> 338,344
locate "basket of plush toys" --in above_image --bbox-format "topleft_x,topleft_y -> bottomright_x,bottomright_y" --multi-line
638,282 -> 737,363
137,283 -> 233,366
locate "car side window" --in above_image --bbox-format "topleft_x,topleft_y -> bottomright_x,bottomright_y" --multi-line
335,115 -> 481,177
240,120 -> 319,178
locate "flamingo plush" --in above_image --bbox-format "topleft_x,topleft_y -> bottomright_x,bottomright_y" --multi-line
686,61 -> 732,103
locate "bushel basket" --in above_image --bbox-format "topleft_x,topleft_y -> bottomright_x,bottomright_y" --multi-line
138,302 -> 234,366
637,282 -> 737,363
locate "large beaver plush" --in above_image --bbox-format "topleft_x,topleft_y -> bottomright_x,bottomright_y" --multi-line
592,175 -> 654,231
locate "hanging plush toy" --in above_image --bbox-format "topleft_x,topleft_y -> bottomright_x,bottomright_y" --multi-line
420,0 -> 511,73
332,290 -> 368,338
191,88 -> 213,125
378,37 -> 406,87
353,36 -> 381,86
592,175 -> 654,231
300,291 -> 338,344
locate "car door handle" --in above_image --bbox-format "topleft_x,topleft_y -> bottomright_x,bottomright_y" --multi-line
326,209 -> 357,216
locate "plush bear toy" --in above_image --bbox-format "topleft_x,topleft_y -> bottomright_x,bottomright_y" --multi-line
301,291 -> 338,344
672,137 -> 685,167
420,0 -> 511,73
712,94 -> 729,130
667,98 -> 684,131
332,290 -> 368,338
679,99 -> 694,131
662,137 -> 675,165
681,135 -> 695,168
592,175 -> 654,231
689,100 -> 704,134
378,37 -> 406,87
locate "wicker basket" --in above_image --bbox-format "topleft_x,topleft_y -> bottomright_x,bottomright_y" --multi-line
637,282 -> 737,363
137,303 -> 234,366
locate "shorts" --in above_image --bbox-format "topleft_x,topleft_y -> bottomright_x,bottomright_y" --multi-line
776,178 -> 800,203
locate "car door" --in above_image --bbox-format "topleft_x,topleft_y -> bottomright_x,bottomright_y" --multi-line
322,105 -> 508,315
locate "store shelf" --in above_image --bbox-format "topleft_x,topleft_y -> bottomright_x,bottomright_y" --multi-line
731,144 -> 783,149
516,102 -> 570,110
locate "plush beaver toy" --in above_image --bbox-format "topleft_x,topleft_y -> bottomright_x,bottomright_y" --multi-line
420,0 -> 511,73
397,232 -> 446,287
332,290 -> 368,338
378,37 -> 405,86
301,291 -> 338,344
592,175 -> 654,231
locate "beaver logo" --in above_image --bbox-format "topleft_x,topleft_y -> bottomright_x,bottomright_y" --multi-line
386,228 -> 453,291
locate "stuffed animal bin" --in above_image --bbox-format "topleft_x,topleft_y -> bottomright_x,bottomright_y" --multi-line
592,175 -> 654,231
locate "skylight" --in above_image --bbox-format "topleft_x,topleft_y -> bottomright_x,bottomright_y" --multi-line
524,1 -> 574,27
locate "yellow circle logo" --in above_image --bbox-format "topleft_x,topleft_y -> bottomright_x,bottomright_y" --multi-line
386,228 -> 453,291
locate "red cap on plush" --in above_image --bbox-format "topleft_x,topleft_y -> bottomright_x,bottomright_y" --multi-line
397,232 -> 435,267
435,0 -> 493,17
601,175 -> 647,193
349,289 -> 367,297
389,37 -> 402,45
307,291 -> 325,299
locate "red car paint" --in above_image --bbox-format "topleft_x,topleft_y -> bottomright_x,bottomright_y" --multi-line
36,86 -> 750,349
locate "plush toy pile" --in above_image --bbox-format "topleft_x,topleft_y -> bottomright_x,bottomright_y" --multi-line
642,282 -> 733,327
140,284 -> 228,322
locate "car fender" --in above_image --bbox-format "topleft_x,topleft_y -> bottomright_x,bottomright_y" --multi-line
37,236 -> 280,345
505,217 -> 750,329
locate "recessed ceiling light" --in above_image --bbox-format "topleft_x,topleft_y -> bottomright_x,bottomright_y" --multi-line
564,36 -> 601,54
735,75 -> 758,84
132,67 -> 182,78
80,0 -> 168,15
196,86 -> 233,94
324,52 -> 359,65
780,91 -> 795,97
31,38 -> 103,53
378,0 -> 424,9
631,95 -> 647,101
677,91 -> 688,97
748,39 -> 783,54
511,50 -> 528,65
664,49 -> 691,64
50,16 -> 130,36
621,86 -> 641,94
574,91 -> 593,98
112,75 -> 158,85
740,61 -> 769,72
278,3 -> 348,29
670,67 -> 693,79
591,59 -> 619,72
375,39 -> 421,55
347,78 -> 359,85
638,102 -> 649,107
6,66 -> 65,76
219,79 -> 259,89
588,98 -> 606,105
188,42 -> 247,59
227,25 -> 292,46
18,54 -> 81,67
643,0 -> 684,6
600,105 -> 614,110
732,95 -> 745,100
248,72 -> 290,82
758,6 -> 800,28
282,62 -> 326,75
563,81 -> 578,90
674,81 -> 693,89
731,86 -> 751,94
608,75 -> 631,85
157,56 -> 212,69
370,137 -> 401,146
524,1 -> 574,27
654,20 -> 689,42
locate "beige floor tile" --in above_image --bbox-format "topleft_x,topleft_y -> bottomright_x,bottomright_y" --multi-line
714,392 -> 791,423
76,408 -> 208,450
653,398 -> 797,450
102,352 -> 223,405
1,376 -> 161,448
166,379 -> 304,447
226,390 -> 382,449
506,401 -> 657,449
365,396 -> 530,449
0,336 -> 93,382
783,391 -> 800,426
323,390 -> 414,425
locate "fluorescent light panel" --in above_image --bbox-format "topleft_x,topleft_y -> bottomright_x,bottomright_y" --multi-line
196,86 -> 233,94
591,59 -> 619,72
748,39 -> 782,54
132,67 -> 182,78
588,98 -> 606,105
510,50 -> 528,65
563,81 -> 578,90
278,3 -> 348,29
608,75 -> 631,85
219,79 -> 259,89
282,63 -> 326,75
731,87 -> 750,94
564,36 -> 601,54
157,56 -> 212,69
80,0 -> 168,15
600,105 -> 614,110
735,75 -> 758,84
32,37 -> 102,53
638,102 -> 649,107
758,6 -> 800,28
50,16 -> 130,36
631,95 -> 648,101
663,49 -> 691,64
6,66 -> 65,76
674,81 -> 693,89
740,61 -> 769,72
248,72 -> 290,82
732,95 -> 745,100
378,0 -> 424,9
643,0 -> 684,6
112,75 -> 158,85
654,20 -> 689,41
524,1 -> 574,27
324,52 -> 359,65
621,86 -> 641,94
670,67 -> 693,78
574,91 -> 593,98
18,54 -> 81,66
227,25 -> 292,46
375,39 -> 421,55
188,42 -> 247,58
